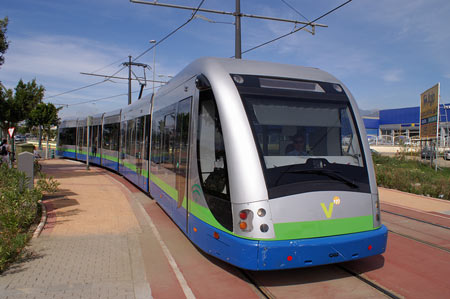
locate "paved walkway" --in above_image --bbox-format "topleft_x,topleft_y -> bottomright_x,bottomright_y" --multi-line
0,159 -> 151,299
379,187 -> 450,215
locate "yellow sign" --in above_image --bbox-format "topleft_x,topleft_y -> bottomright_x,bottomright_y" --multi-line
420,83 -> 440,139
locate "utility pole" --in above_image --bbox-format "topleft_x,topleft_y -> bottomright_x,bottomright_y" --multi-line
130,0 -> 327,59
127,56 -> 132,105
122,57 -> 150,105
235,0 -> 241,59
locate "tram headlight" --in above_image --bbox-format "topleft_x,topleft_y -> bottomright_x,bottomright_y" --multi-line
257,208 -> 266,217
260,224 -> 269,233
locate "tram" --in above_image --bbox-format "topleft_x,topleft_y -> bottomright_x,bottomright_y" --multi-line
57,57 -> 388,270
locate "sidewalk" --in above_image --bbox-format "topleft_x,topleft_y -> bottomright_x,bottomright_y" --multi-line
379,187 -> 450,215
0,159 -> 151,299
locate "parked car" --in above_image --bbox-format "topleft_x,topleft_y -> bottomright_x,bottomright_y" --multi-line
14,135 -> 26,143
421,147 -> 435,159
444,150 -> 450,160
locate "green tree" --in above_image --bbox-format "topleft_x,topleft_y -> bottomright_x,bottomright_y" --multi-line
28,102 -> 61,150
0,17 -> 9,68
0,79 -> 45,138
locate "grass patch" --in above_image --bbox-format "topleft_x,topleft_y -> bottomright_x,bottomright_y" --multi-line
373,152 -> 450,200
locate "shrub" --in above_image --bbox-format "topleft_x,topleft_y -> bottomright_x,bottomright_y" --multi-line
373,154 -> 450,200
0,161 -> 59,273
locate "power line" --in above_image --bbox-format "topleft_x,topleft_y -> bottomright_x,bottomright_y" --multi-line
280,0 -> 310,22
59,85 -> 165,107
133,0 -> 206,62
89,57 -> 127,74
241,0 -> 352,56
43,65 -> 127,100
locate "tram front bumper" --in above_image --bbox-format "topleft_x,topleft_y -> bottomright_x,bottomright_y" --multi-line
256,225 -> 388,270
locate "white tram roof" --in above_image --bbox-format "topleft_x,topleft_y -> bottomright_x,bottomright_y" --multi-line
156,57 -> 341,98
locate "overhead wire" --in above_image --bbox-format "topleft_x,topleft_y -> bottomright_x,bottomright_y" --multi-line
133,0 -> 206,62
44,66 -> 127,100
241,0 -> 352,56
60,84 -> 165,107
89,57 -> 128,74
279,0 -> 310,22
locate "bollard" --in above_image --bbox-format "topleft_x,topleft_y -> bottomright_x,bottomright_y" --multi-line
17,151 -> 34,190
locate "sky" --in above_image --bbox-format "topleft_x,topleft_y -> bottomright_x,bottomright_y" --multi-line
1,0 -> 450,119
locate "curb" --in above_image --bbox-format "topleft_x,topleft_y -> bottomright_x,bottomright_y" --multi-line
33,200 -> 47,239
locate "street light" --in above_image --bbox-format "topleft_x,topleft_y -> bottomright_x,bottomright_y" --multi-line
149,40 -> 156,94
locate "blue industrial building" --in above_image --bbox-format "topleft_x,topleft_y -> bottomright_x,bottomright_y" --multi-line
362,105 -> 450,144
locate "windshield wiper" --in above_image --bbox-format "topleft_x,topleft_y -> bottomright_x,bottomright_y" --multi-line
286,168 -> 358,189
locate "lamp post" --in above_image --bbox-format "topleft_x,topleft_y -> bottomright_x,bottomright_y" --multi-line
149,40 -> 156,95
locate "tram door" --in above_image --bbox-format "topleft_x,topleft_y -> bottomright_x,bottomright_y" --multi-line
173,97 -> 192,232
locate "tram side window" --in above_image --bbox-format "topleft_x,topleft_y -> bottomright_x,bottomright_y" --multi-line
136,116 -> 144,159
77,126 -> 84,149
102,124 -> 112,150
151,113 -> 164,164
83,126 -> 87,147
198,92 -> 230,199
198,91 -> 232,231
144,115 -> 150,161
120,121 -> 127,157
98,125 -> 102,150
60,128 -> 76,146
127,119 -> 136,157
111,123 -> 120,151
68,128 -> 76,145
162,113 -> 175,170
91,125 -> 98,154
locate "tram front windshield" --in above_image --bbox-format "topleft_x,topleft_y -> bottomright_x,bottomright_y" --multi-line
237,79 -> 370,198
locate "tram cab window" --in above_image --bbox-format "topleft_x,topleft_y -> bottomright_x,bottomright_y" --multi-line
240,90 -> 370,197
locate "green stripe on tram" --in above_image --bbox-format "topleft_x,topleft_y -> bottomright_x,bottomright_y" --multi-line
273,215 -> 374,239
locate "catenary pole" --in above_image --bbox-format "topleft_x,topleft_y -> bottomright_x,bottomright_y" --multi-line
235,0 -> 241,59
128,56 -> 132,105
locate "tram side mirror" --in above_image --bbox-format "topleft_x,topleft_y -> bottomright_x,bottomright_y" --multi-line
195,74 -> 211,90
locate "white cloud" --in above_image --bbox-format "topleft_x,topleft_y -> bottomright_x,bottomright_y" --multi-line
382,69 -> 404,82
2,34 -> 129,85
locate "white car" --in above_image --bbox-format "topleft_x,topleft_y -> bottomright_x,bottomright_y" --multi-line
444,150 -> 450,160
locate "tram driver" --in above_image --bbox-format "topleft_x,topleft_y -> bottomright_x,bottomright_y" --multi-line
286,133 -> 308,156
